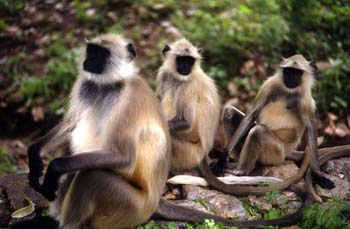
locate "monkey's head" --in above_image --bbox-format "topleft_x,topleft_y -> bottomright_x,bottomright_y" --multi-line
278,54 -> 317,90
80,33 -> 136,84
161,38 -> 201,81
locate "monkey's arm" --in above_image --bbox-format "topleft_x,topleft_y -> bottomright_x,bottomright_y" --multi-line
28,120 -> 73,191
226,101 -> 265,156
168,119 -> 191,132
168,105 -> 194,132
306,119 -> 335,189
39,148 -> 135,201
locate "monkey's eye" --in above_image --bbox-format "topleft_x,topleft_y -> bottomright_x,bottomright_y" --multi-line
176,56 -> 195,75
83,43 -> 111,74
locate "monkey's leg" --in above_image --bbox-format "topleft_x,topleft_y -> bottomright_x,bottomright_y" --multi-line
234,125 -> 284,175
49,174 -> 75,220
39,149 -> 134,201
28,121 -> 73,191
211,106 -> 246,176
60,170 -> 144,229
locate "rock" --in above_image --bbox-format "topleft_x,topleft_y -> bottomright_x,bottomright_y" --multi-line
0,174 -> 48,211
183,185 -> 220,200
0,186 -> 11,227
316,174 -> 350,200
259,161 -> 299,180
182,185 -> 247,220
207,194 -> 247,220
248,195 -> 272,211
174,199 -> 211,213
283,191 -> 299,202
322,157 -> 350,182
286,201 -> 303,214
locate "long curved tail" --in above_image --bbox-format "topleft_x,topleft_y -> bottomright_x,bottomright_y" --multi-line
199,151 -> 310,196
155,185 -> 312,228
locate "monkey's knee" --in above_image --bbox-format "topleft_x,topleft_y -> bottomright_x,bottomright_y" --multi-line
249,124 -> 268,139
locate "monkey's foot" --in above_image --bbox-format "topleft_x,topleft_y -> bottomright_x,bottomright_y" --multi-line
210,161 -> 226,177
40,186 -> 57,201
312,171 -> 335,190
232,168 -> 246,176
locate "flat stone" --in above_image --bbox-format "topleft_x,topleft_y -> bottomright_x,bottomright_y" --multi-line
322,157 -> 350,182
207,194 -> 247,220
174,199 -> 211,213
259,160 -> 299,180
0,173 -> 48,210
183,185 -> 220,200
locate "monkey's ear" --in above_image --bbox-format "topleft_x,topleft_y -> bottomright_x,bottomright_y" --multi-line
197,48 -> 202,54
280,56 -> 286,62
162,44 -> 171,57
309,60 -> 318,77
127,43 -> 136,61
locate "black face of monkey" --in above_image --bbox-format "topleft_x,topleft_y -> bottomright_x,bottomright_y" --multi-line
176,56 -> 195,75
282,67 -> 303,88
83,43 -> 111,74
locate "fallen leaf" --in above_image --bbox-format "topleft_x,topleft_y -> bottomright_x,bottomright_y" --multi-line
11,197 -> 36,219
31,106 -> 45,122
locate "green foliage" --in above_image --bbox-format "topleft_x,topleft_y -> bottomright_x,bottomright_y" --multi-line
18,47 -> 78,106
72,0 -> 103,23
0,0 -> 24,14
314,51 -> 350,115
136,220 -> 177,229
0,148 -> 14,174
19,76 -> 51,105
194,199 -> 210,211
0,19 -> 8,32
301,196 -> 350,229
1,52 -> 28,77
263,190 -> 280,202
171,0 -> 288,79
184,219 -> 237,229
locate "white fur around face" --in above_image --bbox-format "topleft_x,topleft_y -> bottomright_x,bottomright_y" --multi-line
79,33 -> 135,85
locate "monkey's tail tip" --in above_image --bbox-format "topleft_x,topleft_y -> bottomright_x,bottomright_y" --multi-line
9,216 -> 59,229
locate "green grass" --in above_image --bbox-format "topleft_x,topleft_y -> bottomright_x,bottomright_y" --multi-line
0,148 -> 14,174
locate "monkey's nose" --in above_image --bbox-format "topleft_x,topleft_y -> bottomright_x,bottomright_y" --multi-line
293,61 -> 297,67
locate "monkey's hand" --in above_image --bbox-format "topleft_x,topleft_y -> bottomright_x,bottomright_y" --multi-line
311,170 -> 335,190
28,143 -> 43,191
210,149 -> 228,177
39,159 -> 62,201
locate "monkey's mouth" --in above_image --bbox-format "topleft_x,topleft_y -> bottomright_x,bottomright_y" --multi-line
283,67 -> 303,88
176,56 -> 195,75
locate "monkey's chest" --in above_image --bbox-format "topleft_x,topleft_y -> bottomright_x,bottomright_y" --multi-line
258,100 -> 304,142
70,110 -> 112,153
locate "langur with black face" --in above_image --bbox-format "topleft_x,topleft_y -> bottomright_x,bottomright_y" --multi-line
156,38 -> 221,171
15,33 -> 171,229
207,55 -> 350,199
